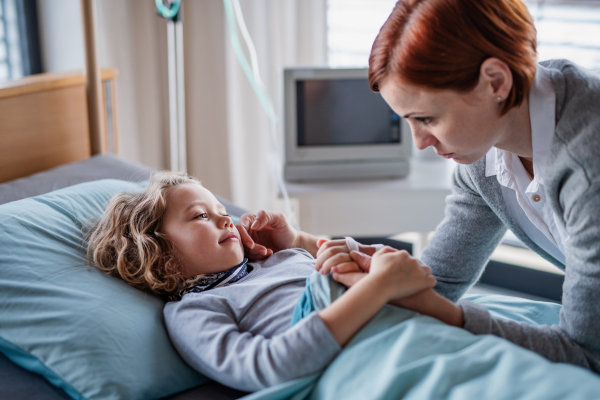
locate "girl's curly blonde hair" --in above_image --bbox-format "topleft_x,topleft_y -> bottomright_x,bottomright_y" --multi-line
87,171 -> 200,297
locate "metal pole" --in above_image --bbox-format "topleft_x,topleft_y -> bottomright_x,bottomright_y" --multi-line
166,19 -> 179,171
81,0 -> 106,154
163,1 -> 186,173
175,19 -> 186,173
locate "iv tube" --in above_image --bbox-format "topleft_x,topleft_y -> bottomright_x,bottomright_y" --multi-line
223,0 -> 294,223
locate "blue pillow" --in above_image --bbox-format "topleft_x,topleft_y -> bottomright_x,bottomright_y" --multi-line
0,179 -> 210,400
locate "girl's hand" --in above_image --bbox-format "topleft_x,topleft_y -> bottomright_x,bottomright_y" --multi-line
236,210 -> 298,260
368,246 -> 437,301
315,239 -> 378,275
331,250 -> 372,287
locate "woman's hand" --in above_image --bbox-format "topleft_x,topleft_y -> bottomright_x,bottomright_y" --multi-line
236,210 -> 320,260
368,247 -> 437,300
330,248 -> 462,327
315,239 -> 378,275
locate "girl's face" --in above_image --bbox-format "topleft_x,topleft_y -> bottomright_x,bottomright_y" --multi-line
162,183 -> 244,279
378,73 -> 507,165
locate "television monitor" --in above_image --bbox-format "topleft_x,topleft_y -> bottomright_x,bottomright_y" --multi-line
283,67 -> 411,182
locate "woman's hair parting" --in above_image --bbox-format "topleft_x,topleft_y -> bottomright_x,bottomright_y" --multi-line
369,0 -> 537,115
86,171 -> 200,297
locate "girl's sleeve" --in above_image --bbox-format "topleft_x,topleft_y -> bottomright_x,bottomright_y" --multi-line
164,300 -> 341,392
420,165 -> 507,302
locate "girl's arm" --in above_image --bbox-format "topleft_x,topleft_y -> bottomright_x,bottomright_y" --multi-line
319,247 -> 436,346
165,300 -> 341,392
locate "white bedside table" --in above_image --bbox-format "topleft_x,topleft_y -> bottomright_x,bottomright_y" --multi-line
284,158 -> 455,253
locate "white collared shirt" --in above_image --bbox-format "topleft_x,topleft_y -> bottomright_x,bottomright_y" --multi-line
485,65 -> 570,262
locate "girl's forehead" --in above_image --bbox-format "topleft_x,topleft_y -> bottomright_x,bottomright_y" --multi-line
167,184 -> 220,210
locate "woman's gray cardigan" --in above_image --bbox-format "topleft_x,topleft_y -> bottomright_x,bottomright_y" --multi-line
420,59 -> 600,372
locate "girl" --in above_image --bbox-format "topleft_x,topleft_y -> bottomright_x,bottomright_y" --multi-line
86,171 -> 436,392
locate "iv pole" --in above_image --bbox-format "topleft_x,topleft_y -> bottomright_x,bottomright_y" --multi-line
81,0 -> 106,155
156,0 -> 187,173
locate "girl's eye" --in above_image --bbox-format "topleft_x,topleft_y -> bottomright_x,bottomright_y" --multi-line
221,213 -> 230,217
415,117 -> 432,125
195,213 -> 209,219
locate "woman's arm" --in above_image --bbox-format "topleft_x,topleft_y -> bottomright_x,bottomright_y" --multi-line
335,229 -> 600,372
457,182 -> 600,373
389,288 -> 464,327
420,164 -> 508,302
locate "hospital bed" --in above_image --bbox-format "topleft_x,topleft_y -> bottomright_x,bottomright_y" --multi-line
3,70 -> 600,400
0,70 -> 248,400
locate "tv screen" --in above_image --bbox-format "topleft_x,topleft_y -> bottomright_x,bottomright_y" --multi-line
296,78 -> 401,147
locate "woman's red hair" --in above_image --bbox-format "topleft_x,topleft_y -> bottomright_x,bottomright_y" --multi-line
369,0 -> 537,114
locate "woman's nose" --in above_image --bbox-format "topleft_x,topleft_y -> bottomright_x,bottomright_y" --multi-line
411,126 -> 438,150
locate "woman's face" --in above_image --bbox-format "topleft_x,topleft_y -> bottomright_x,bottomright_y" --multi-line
379,75 -> 506,164
161,183 -> 244,279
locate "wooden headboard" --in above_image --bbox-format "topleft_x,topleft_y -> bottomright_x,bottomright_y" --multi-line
0,69 -> 118,184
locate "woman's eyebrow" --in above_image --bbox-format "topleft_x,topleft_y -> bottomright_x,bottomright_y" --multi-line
402,111 -> 428,118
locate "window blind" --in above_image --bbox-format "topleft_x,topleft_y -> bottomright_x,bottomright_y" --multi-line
327,0 -> 600,70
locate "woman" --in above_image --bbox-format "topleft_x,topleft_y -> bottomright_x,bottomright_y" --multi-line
238,0 -> 600,373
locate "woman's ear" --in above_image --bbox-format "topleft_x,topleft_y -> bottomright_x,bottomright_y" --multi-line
479,57 -> 513,101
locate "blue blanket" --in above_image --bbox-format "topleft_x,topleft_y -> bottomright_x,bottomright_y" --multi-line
243,272 -> 600,400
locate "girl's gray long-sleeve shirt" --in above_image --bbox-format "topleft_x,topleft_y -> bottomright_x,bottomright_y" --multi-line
421,59 -> 600,373
163,249 -> 341,392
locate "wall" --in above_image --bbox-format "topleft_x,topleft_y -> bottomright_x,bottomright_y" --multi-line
35,0 -> 232,199
36,0 -> 84,72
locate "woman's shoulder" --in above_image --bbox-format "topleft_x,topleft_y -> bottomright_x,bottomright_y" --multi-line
539,60 -> 600,209
543,59 -> 600,126
544,60 -> 600,187
541,59 -> 600,91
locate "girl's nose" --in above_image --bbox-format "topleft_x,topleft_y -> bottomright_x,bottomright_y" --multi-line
219,215 -> 234,229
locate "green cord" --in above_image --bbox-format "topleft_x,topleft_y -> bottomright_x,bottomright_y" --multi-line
223,0 -> 278,123
155,0 -> 181,19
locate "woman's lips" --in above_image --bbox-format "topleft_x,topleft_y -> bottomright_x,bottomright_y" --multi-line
440,153 -> 454,159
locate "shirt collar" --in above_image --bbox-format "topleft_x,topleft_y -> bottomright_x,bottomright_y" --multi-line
167,258 -> 250,302
485,64 -> 556,180
529,64 -> 556,183
485,147 -> 497,177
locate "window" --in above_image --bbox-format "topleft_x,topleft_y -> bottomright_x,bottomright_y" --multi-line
0,0 -> 41,82
530,1 -> 600,69
327,0 -> 395,68
327,0 -> 600,71
0,0 -> 23,80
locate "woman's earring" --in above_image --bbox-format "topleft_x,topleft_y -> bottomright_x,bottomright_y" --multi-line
497,96 -> 503,102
